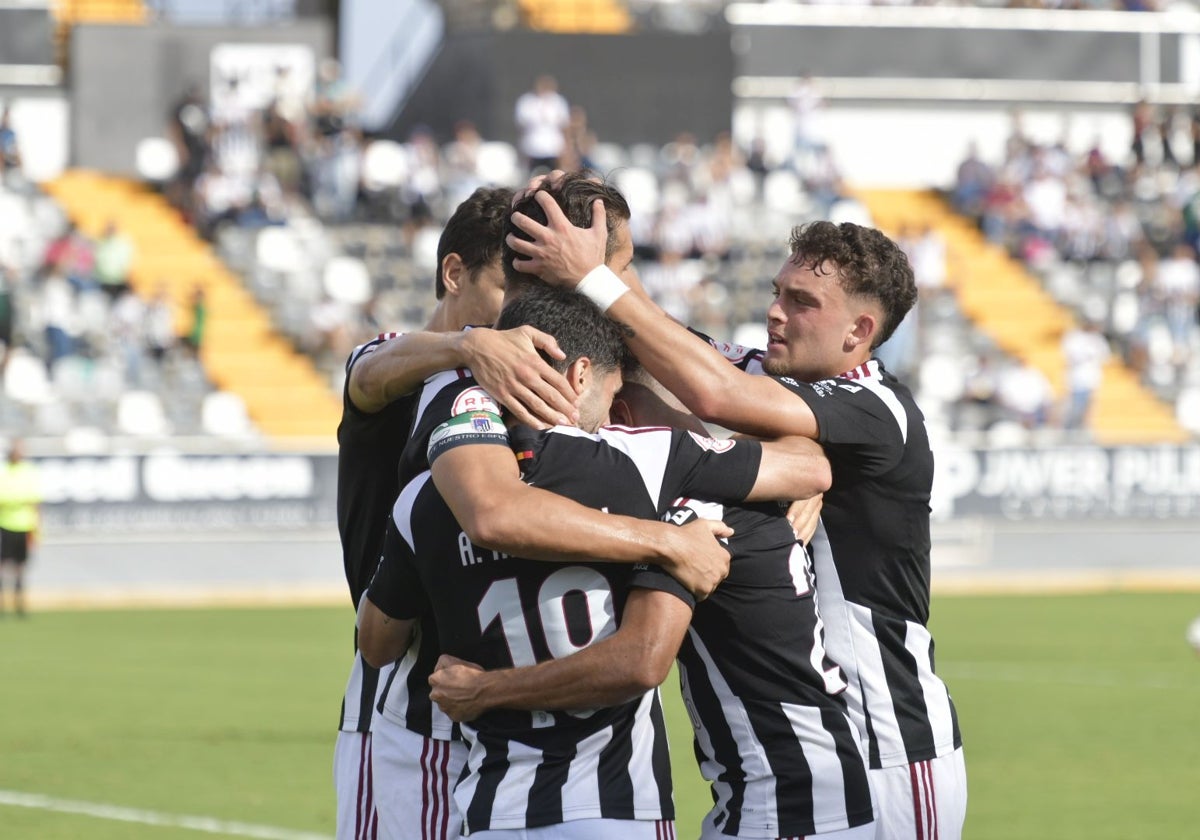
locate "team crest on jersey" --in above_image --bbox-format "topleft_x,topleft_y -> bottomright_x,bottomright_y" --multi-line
451,386 -> 500,417
686,431 -> 736,453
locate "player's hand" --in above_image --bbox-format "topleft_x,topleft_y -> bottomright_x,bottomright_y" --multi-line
507,192 -> 607,286
512,169 -> 568,206
664,518 -> 733,601
429,655 -> 490,722
462,327 -> 579,429
785,494 -> 823,545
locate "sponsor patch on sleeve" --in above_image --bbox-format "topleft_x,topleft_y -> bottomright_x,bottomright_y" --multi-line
428,410 -> 509,463
451,386 -> 501,418
686,431 -> 736,453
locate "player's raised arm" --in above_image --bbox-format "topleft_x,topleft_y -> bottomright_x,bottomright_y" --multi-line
507,192 -> 817,439
348,327 -> 578,428
429,586 -> 693,721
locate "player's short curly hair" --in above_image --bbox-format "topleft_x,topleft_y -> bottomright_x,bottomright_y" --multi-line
495,284 -> 628,374
435,186 -> 514,300
503,172 -> 631,295
788,221 -> 917,349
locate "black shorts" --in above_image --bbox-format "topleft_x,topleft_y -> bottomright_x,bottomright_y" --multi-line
0,528 -> 30,563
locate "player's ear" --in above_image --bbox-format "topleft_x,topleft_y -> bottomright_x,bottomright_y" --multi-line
846,311 -> 877,351
441,253 -> 465,297
610,395 -> 633,426
565,356 -> 591,395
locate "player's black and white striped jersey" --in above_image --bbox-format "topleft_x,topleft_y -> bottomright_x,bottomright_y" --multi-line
335,333 -> 418,734
370,519 -> 460,741
370,397 -> 765,832
708,339 -> 962,770
664,499 -> 873,838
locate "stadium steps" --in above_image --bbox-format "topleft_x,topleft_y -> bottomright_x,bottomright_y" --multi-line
42,170 -> 342,442
519,0 -> 631,33
855,188 -> 1188,444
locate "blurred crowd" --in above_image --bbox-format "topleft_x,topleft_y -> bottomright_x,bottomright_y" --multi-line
951,104 -> 1200,410
7,57 -> 1200,442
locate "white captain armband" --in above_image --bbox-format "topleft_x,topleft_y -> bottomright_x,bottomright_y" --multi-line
575,264 -> 629,312
427,410 -> 509,463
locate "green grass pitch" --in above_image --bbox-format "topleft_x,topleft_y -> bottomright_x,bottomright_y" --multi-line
0,592 -> 1196,839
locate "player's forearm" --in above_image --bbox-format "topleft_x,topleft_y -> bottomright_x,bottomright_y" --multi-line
463,484 -> 681,567
605,288 -> 744,425
350,332 -> 468,413
747,437 -> 832,502
476,643 -> 663,713
358,596 -> 416,669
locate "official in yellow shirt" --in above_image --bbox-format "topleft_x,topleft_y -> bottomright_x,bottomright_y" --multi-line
0,439 -> 41,616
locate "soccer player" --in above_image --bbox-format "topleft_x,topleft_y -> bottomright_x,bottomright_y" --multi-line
360,286 -> 838,838
334,186 -> 583,839
429,374 -> 876,840
510,204 -> 967,840
355,177 -> 736,840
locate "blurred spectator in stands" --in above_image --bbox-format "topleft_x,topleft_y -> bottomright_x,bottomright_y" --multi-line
312,127 -> 362,223
262,96 -> 303,196
210,75 -> 260,179
0,265 -> 13,378
0,107 -> 20,185
41,222 -> 95,292
111,288 -> 146,387
443,120 -> 484,195
801,146 -> 847,217
788,73 -> 824,160
997,358 -> 1054,430
193,160 -> 244,238
662,132 -> 702,184
94,221 -> 134,301
1155,241 -> 1199,363
1131,99 -> 1154,166
38,269 -> 76,373
1061,319 -> 1110,432
403,126 -> 441,223
745,135 -> 771,177
1190,109 -> 1200,169
641,248 -> 703,323
145,285 -> 176,370
313,58 -> 356,140
1160,105 -> 1181,169
1022,161 -> 1067,253
183,285 -> 206,357
560,105 -> 598,172
953,141 -> 994,219
957,354 -> 1001,430
687,274 -> 732,340
306,292 -> 353,368
909,224 -> 948,294
1103,198 -> 1144,261
170,84 -> 210,191
514,75 -> 570,173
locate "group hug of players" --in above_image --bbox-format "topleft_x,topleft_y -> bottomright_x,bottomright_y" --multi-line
331,173 -> 966,840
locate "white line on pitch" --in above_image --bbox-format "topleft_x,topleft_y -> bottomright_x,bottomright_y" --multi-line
0,789 -> 333,840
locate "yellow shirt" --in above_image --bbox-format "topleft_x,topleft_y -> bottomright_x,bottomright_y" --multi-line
0,461 -> 41,533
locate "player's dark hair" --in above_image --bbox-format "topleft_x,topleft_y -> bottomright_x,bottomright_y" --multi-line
788,221 -> 917,349
495,285 -> 626,374
435,186 -> 514,300
503,172 -> 631,295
